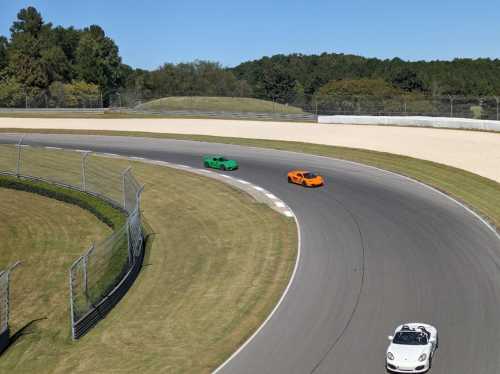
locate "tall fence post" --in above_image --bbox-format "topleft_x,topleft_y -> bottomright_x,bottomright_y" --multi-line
69,264 -> 75,340
15,136 -> 25,177
83,253 -> 89,300
122,167 -> 132,211
5,262 -> 21,329
448,95 -> 455,118
81,152 -> 90,192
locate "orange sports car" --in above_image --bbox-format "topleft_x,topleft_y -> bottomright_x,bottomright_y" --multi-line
287,170 -> 324,187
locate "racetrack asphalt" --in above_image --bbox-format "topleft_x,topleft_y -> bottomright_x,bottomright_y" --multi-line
1,133 -> 499,374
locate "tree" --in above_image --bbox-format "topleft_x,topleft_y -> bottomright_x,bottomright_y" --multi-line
75,25 -> 123,100
7,7 -> 50,93
41,46 -> 71,83
0,36 -> 8,72
390,68 -> 424,92
10,6 -> 44,36
51,26 -> 81,65
0,78 -> 24,107
262,64 -> 297,103
318,79 -> 399,97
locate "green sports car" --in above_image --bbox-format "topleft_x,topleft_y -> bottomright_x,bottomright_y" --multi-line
203,155 -> 239,171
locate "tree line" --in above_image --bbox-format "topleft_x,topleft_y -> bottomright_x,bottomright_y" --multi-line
1,6 -> 500,109
232,54 -> 500,105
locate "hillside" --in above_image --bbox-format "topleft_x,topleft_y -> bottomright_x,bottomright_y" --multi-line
136,96 -> 305,114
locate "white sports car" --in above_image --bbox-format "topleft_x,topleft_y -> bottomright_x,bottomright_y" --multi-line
386,323 -> 438,373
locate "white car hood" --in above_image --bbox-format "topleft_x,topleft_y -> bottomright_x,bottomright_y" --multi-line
388,343 -> 430,361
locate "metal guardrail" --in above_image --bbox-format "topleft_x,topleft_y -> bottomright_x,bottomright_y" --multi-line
0,107 -> 316,121
109,108 -> 317,122
0,139 -> 145,341
0,108 -> 105,113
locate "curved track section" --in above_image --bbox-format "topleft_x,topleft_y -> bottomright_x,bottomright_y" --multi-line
1,134 -> 499,374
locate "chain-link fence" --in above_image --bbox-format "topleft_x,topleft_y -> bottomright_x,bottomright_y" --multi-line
298,94 -> 500,121
1,90 -> 102,109
0,138 -> 145,340
0,262 -> 21,354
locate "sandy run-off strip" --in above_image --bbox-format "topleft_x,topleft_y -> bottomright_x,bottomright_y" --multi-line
1,117 -> 499,182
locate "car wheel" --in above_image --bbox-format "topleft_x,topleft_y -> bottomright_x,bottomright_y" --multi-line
221,165 -> 226,171
204,162 -> 209,168
302,181 -> 307,187
288,177 -> 292,183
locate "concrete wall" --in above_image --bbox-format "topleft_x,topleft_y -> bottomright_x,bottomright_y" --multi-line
318,115 -> 500,132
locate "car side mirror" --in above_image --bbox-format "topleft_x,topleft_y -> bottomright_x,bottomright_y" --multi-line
388,336 -> 393,341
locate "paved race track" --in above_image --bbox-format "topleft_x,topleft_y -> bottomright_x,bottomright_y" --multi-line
2,133 -> 500,374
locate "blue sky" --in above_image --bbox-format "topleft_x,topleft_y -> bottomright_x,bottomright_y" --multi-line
1,1 -> 499,69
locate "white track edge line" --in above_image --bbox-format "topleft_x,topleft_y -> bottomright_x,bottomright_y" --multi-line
212,211 -> 301,374
307,153 -> 500,241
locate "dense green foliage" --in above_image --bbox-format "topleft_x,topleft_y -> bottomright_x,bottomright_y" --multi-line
1,6 -> 500,110
233,54 -> 500,104
0,7 -> 121,106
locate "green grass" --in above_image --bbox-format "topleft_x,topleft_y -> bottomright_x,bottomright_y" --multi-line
136,96 -> 306,114
0,158 -> 297,373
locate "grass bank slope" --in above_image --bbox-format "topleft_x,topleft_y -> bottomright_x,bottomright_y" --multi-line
136,96 -> 305,114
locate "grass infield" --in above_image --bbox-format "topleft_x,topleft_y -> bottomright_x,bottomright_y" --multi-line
0,158 -> 297,373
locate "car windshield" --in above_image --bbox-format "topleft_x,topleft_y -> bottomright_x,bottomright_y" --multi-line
303,172 -> 317,179
218,157 -> 228,162
393,331 -> 428,345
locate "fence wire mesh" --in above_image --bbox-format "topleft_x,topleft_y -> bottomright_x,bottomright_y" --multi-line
299,94 -> 500,120
0,139 -> 144,339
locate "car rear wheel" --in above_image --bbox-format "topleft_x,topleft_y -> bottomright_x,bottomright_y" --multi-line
288,177 -> 292,183
302,180 -> 307,187
221,165 -> 226,171
204,161 -> 209,168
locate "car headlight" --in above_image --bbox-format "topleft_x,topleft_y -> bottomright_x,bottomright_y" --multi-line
387,352 -> 394,360
418,353 -> 427,362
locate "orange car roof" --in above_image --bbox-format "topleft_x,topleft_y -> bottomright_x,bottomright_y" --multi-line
290,170 -> 309,173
